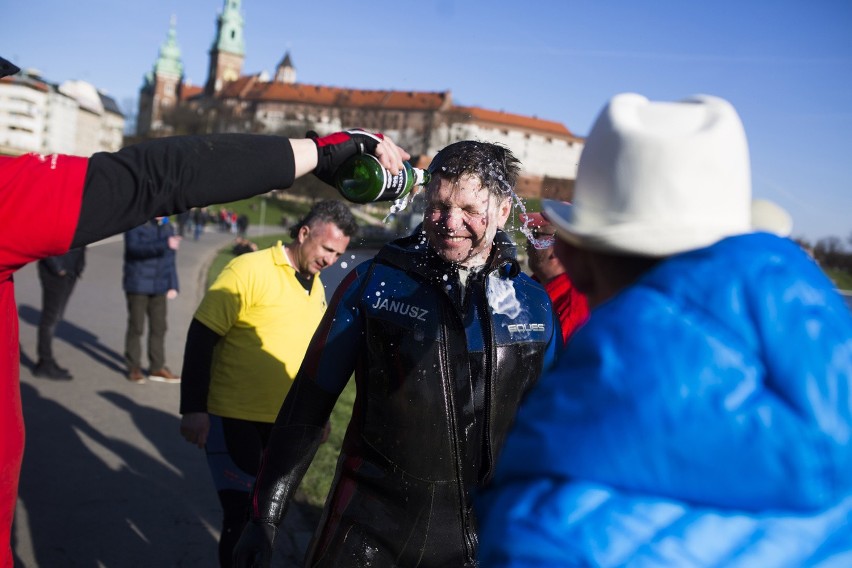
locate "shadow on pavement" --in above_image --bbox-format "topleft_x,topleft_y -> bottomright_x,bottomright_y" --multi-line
15,382 -> 219,567
18,304 -> 126,374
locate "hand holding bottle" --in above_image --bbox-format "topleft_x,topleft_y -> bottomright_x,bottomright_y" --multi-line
309,129 -> 409,185
334,155 -> 430,204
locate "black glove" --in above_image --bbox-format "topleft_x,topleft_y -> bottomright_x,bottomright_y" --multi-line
232,520 -> 278,568
308,128 -> 384,185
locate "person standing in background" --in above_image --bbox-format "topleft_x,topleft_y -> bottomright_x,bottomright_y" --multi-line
122,217 -> 181,384
180,200 -> 357,567
33,247 -> 86,380
521,208 -> 589,342
192,207 -> 208,240
176,210 -> 191,237
236,213 -> 249,237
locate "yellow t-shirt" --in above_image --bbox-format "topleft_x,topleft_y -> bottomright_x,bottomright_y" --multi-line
194,242 -> 327,422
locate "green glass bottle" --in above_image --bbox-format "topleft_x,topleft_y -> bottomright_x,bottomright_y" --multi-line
334,154 -> 431,204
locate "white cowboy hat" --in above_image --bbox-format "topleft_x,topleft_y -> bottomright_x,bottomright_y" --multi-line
544,93 -> 752,257
750,198 -> 793,237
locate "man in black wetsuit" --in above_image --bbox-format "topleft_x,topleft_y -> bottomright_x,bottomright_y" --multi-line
234,141 -> 561,568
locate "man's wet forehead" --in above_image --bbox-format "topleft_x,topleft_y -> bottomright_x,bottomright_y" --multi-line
427,174 -> 494,203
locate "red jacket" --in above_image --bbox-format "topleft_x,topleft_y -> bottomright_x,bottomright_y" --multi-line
0,153 -> 87,567
541,272 -> 589,343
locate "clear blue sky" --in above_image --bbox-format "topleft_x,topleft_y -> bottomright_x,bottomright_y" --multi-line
3,0 -> 851,244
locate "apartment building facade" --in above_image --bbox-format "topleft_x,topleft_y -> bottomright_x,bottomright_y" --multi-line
0,70 -> 125,157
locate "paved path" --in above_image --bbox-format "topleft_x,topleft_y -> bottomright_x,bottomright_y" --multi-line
12,228 -> 323,567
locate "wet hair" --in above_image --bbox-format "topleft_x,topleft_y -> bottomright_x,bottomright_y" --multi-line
427,140 -> 521,200
289,200 -> 358,239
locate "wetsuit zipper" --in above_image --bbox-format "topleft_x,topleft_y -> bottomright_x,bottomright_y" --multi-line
477,272 -> 495,481
438,299 -> 476,565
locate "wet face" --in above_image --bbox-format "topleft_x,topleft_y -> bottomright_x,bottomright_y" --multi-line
291,221 -> 350,275
423,174 -> 511,267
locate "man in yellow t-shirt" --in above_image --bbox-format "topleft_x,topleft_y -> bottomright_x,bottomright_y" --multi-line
178,200 -> 357,566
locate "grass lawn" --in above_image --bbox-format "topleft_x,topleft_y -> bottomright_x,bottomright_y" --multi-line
205,233 -> 290,288
206,235 -> 356,510
299,381 -> 356,507
827,268 -> 852,291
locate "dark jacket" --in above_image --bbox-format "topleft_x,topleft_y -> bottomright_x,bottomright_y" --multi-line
37,247 -> 86,279
122,219 -> 178,295
251,230 -> 560,567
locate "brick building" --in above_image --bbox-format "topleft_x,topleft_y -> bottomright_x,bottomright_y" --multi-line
137,0 -> 583,201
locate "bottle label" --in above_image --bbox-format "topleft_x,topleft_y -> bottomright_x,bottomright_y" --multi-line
370,154 -> 410,201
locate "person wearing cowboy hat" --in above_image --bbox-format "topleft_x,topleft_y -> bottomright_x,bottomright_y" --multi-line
476,93 -> 852,566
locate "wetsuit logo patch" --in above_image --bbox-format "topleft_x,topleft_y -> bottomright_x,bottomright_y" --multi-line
507,323 -> 545,333
370,297 -> 429,321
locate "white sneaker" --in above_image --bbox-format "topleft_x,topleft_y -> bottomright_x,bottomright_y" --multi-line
148,367 -> 181,384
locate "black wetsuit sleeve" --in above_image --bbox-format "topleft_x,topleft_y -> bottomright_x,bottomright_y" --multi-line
71,134 -> 296,247
249,377 -> 339,524
179,318 -> 223,415
249,267 -> 363,524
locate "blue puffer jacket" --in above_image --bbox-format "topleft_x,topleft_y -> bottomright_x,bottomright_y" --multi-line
476,233 -> 852,567
122,219 -> 178,295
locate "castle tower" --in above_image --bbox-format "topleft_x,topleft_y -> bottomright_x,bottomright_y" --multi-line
274,52 -> 296,84
137,15 -> 184,136
204,0 -> 246,95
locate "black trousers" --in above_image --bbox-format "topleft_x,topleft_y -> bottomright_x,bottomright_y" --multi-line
37,267 -> 78,363
205,415 -> 273,568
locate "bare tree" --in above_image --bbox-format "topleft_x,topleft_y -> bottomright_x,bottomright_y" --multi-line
814,236 -> 851,271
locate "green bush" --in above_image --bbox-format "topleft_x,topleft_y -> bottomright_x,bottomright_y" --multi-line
826,268 -> 852,291
204,194 -> 313,230
205,234 -> 290,288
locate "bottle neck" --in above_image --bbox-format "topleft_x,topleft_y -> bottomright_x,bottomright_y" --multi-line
414,167 -> 431,187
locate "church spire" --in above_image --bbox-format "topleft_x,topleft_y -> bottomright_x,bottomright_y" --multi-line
212,0 -> 245,56
205,0 -> 246,94
154,14 -> 183,78
137,15 -> 183,137
275,51 -> 296,84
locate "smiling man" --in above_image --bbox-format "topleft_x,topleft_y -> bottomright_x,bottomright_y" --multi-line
178,200 -> 356,567
233,141 -> 560,568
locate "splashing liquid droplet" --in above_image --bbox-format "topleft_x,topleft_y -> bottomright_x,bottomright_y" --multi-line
382,186 -> 424,223
512,191 -> 553,249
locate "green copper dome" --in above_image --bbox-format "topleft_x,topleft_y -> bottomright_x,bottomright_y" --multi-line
154,15 -> 183,77
212,0 -> 245,55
